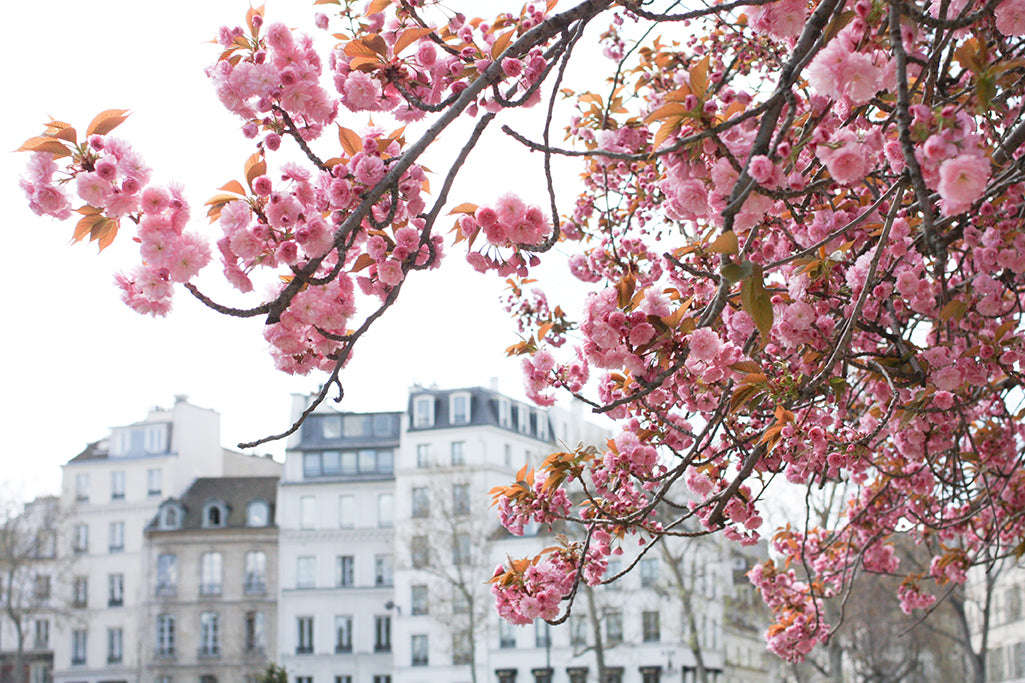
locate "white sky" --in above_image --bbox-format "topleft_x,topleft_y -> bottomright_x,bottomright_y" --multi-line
1,0 -> 598,500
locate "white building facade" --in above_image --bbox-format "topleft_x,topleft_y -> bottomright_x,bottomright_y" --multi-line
53,396 -> 281,683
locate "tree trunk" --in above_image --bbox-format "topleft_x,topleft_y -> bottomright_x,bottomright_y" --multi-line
586,586 -> 607,680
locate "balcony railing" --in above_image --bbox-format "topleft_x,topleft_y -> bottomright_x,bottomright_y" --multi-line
156,583 -> 177,598
244,578 -> 267,595
199,583 -> 222,597
198,645 -> 220,658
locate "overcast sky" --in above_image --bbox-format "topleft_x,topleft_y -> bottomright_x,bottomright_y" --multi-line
1,0 -> 597,500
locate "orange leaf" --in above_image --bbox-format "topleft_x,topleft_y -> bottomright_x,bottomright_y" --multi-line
351,253 -> 375,272
645,102 -> 691,124
344,38 -> 380,59
204,193 -> 243,208
689,55 -> 710,99
337,126 -> 363,158
73,213 -> 104,243
350,55 -> 385,71
246,5 -> 265,35
447,202 -> 479,215
366,0 -> 390,13
706,230 -> 739,255
491,29 -> 515,60
393,27 -> 436,56
15,136 -> 70,158
51,125 -> 78,145
244,153 -> 266,191
218,180 -> 247,196
86,109 -> 131,137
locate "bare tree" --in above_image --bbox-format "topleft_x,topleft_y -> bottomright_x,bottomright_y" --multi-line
0,495 -> 72,683
405,467 -> 498,683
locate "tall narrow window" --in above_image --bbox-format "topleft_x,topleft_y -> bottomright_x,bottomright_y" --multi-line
498,398 -> 511,428
110,471 -> 125,501
606,610 -> 623,645
339,495 -> 355,528
375,554 -> 393,586
411,488 -> 429,518
640,558 -> 659,588
450,393 -> 471,424
518,404 -> 531,434
200,612 -> 220,656
413,396 -> 434,428
411,585 -> 429,615
245,551 -> 267,594
200,552 -> 222,596
411,536 -> 429,569
499,619 -> 516,649
453,483 -> 470,516
297,616 -> 314,654
453,532 -> 471,566
75,473 -> 90,503
375,615 -> 392,652
245,611 -> 266,652
297,556 -> 316,589
335,615 -> 353,653
33,619 -> 49,650
300,495 -> 316,529
642,611 -> 661,642
411,634 -> 428,666
156,614 -> 176,656
108,521 -> 124,553
147,468 -> 162,496
107,627 -> 123,663
535,621 -> 551,648
72,577 -> 88,608
71,630 -> 87,665
108,574 -> 124,607
570,614 -> 587,647
157,553 -> 177,596
536,412 -> 549,441
378,493 -> 394,527
73,524 -> 88,554
337,555 -> 354,587
451,440 -> 466,466
416,443 -> 432,468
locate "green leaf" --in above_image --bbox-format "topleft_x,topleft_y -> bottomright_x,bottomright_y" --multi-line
740,263 -> 774,342
721,260 -> 754,284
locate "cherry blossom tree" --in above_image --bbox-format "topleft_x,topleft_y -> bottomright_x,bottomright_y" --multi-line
18,0 -> 1025,661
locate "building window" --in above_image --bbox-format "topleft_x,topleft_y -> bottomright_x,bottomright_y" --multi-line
642,611 -> 660,642
602,668 -> 624,683
339,494 -> 355,528
499,620 -> 517,649
640,558 -> 659,588
416,443 -> 432,468
411,634 -> 428,666
498,398 -> 512,428
496,670 -> 517,683
535,621 -> 551,648
373,677 -> 392,683
200,552 -> 222,596
336,678 -> 353,683
411,536 -> 429,569
71,629 -> 87,665
518,404 -> 531,434
203,501 -> 227,528
156,614 -> 176,656
606,559 -> 621,589
108,521 -> 124,553
147,468 -> 162,496
504,443 -> 512,467
606,611 -> 623,645
246,500 -> 269,527
110,471 -> 125,501
159,503 -> 181,530
537,412 -> 549,441
375,554 -> 393,586
453,585 -> 469,614
244,551 -> 267,594
108,573 -> 124,607
107,627 -> 123,663
297,556 -> 316,589
331,554 -> 352,587
411,584 -> 428,615
532,668 -> 553,683
453,483 -> 470,516
300,495 -> 316,529
570,614 -> 587,647
75,473 -> 90,503
297,616 -> 314,654
72,576 -> 88,608
450,393 -> 471,424
246,611 -> 265,652
375,615 -> 392,652
640,666 -> 662,683
451,440 -> 466,465
33,619 -> 49,650
200,612 -> 220,656
378,493 -> 394,527
413,395 -> 435,428
335,615 -> 353,653
33,575 -> 50,601
453,532 -> 471,566
72,524 -> 88,554
201,677 -> 219,683
157,553 -> 177,596
453,631 -> 472,665
29,664 -> 50,683
411,488 -> 429,518
321,414 -> 342,438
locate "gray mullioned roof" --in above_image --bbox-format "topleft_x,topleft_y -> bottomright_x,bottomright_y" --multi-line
147,476 -> 279,531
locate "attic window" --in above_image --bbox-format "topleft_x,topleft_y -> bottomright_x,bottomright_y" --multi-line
450,393 -> 471,425
247,500 -> 269,527
517,404 -> 531,435
159,503 -> 181,530
413,396 -> 435,428
203,502 -> 227,528
498,398 -> 511,428
536,412 -> 549,441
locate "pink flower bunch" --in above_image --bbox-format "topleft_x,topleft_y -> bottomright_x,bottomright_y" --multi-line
806,27 -> 890,105
495,471 -> 573,536
816,130 -> 870,185
896,581 -> 937,615
207,22 -> 336,133
74,136 -> 151,217
748,562 -> 831,661
492,549 -> 577,625
20,153 -> 71,219
473,194 -> 551,247
263,272 -> 357,375
746,0 -> 809,40
118,184 -> 211,316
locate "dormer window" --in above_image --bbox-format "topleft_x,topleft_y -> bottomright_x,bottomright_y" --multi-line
413,396 -> 435,428
159,502 -> 183,530
202,501 -> 228,528
449,393 -> 471,425
536,412 -> 549,441
246,501 -> 269,527
498,398 -> 511,428
517,404 -> 531,435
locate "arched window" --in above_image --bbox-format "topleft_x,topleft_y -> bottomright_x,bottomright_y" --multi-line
159,503 -> 182,530
246,501 -> 269,527
202,501 -> 227,528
